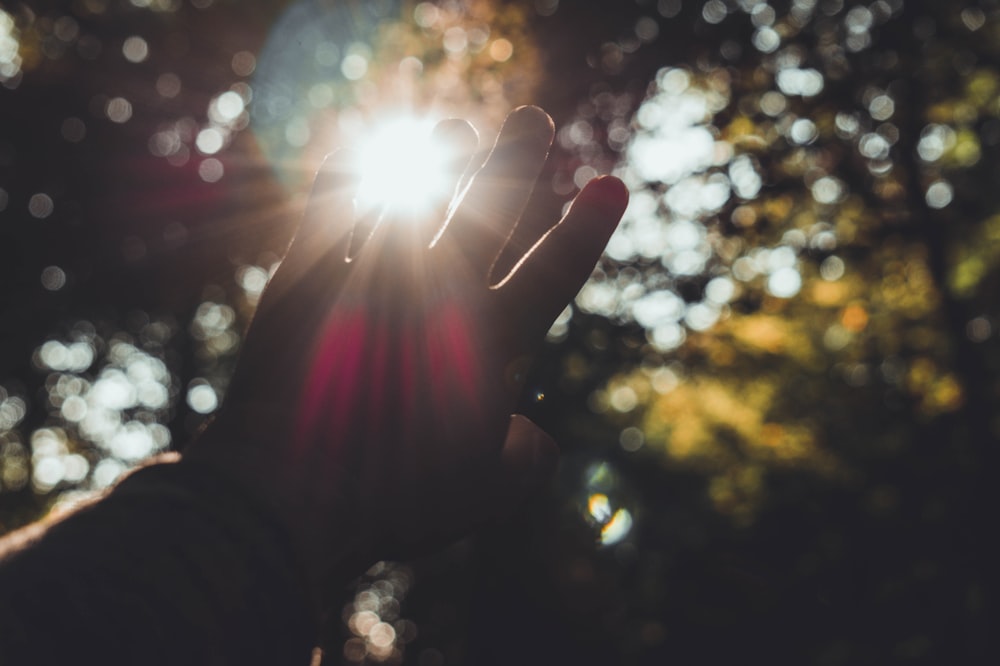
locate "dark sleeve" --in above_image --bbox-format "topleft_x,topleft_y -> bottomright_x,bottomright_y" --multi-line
0,459 -> 318,666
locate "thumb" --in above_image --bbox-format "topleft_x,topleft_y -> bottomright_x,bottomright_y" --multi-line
497,414 -> 560,509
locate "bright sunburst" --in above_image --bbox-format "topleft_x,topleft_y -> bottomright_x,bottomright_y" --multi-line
355,116 -> 453,215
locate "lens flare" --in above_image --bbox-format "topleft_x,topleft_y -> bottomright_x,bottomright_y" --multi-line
355,117 -> 452,214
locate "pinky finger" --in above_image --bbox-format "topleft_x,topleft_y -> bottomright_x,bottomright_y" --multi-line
499,176 -> 628,326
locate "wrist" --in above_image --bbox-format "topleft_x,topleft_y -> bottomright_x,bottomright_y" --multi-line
185,416 -> 373,613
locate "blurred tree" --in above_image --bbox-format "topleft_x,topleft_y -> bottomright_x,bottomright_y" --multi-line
495,1 -> 1000,663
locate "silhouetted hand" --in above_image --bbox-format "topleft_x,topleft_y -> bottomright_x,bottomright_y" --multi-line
189,106 -> 628,605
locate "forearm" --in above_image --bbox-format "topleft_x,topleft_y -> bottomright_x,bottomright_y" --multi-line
0,457 -> 317,666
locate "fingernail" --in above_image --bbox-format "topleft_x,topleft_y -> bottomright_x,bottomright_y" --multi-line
505,106 -> 555,144
573,176 -> 629,222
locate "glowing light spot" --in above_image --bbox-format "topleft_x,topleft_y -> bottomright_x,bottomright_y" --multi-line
845,6 -> 873,33
868,94 -> 894,121
196,127 -> 224,154
790,118 -> 817,145
632,290 -> 684,328
211,91 -> 245,123
41,266 -> 66,290
658,0 -> 681,17
630,119 -> 715,185
767,267 -> 802,298
149,129 -> 181,157
760,91 -> 786,116
232,50 -> 256,76
635,17 -> 659,41
685,302 -> 720,331
925,180 -> 953,209
308,83 -> 334,108
413,2 -> 439,28
705,276 -> 735,304
665,173 -> 730,217
350,610 -> 380,637
399,56 -> 423,76
702,0 -> 727,23
546,304 -> 573,341
574,165 -> 598,189
588,493 -> 613,522
443,27 -> 468,54
776,68 -> 824,97
192,301 -> 235,339
1,9 -> 24,85
751,4 -> 776,27
63,454 -> 89,483
285,116 -> 310,147
341,53 -> 368,80
0,394 -> 26,431
821,256 -> 845,281
620,426 -> 644,452
767,246 -> 797,272
91,370 -> 137,411
651,366 -> 679,393
486,37 -> 515,63
967,316 -> 992,342
835,112 -> 860,138
237,265 -> 269,298
137,382 -> 168,409
753,26 -> 780,53
109,423 -> 156,460
122,36 -> 148,63
105,96 -> 133,123
609,385 -> 638,412
811,176 -> 844,204
730,155 -> 762,199
28,193 -> 54,219
93,458 -> 125,488
311,41 -> 339,68
961,7 -> 986,31
38,341 -> 94,372
355,117 -> 453,214
156,72 -> 181,98
368,622 -> 396,649
859,133 -> 890,160
842,304 -> 869,332
33,456 -> 65,492
600,508 -> 633,545
918,124 -> 954,162
649,322 -> 685,351
198,158 -> 224,183
187,382 -> 218,414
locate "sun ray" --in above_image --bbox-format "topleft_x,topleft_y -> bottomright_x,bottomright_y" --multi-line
355,116 -> 454,215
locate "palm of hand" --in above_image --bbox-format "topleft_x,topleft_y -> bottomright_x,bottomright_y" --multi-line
195,106 -> 627,583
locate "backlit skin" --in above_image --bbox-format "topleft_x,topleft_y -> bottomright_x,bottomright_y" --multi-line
189,106 -> 628,609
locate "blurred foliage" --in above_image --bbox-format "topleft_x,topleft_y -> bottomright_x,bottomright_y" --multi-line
2,0 -> 1000,664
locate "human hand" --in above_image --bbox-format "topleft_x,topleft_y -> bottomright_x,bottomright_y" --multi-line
189,106 -> 628,603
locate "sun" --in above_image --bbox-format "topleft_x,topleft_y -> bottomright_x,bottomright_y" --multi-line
354,116 -> 454,216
